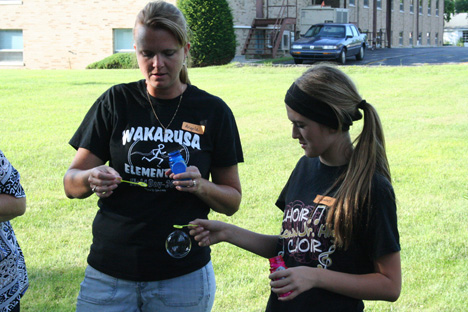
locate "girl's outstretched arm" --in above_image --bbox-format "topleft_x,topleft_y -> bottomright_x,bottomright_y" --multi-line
269,251 -> 401,302
189,218 -> 279,259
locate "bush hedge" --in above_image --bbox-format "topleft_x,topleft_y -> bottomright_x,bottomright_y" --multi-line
86,52 -> 138,69
178,0 -> 236,67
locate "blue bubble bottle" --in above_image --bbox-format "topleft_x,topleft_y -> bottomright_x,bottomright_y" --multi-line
168,150 -> 187,174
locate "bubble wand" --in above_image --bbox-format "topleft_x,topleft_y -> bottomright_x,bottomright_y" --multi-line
173,224 -> 198,229
120,179 -> 148,187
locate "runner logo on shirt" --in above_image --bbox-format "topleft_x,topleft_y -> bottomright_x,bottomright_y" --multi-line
120,126 -> 201,192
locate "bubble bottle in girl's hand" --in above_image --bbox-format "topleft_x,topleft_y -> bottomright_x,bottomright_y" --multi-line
269,255 -> 292,298
168,150 -> 187,175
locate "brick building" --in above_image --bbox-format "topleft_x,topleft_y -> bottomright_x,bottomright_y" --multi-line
0,0 -> 173,69
231,0 -> 444,57
0,0 -> 444,69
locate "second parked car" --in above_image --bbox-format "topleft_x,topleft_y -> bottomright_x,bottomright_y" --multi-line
290,23 -> 367,65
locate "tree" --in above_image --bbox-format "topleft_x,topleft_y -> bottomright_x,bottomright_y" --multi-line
455,0 -> 468,12
178,0 -> 237,67
445,0 -> 455,22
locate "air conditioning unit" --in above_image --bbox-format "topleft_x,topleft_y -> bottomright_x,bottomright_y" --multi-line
299,6 -> 350,35
335,9 -> 349,23
280,31 -> 295,50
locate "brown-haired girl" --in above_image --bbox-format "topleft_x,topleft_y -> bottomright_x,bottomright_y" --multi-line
190,65 -> 401,311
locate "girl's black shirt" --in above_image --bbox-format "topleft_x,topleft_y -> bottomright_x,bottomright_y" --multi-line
267,156 -> 400,312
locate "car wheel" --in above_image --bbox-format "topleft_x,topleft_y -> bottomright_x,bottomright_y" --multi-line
294,58 -> 303,65
356,46 -> 365,60
338,50 -> 346,65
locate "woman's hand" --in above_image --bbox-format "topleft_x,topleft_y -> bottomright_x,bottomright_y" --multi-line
88,165 -> 121,198
167,165 -> 241,216
166,165 -> 201,193
269,266 -> 317,301
64,148 -> 121,199
189,219 -> 229,247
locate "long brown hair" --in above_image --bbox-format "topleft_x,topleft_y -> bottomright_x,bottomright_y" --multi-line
134,1 -> 191,84
295,65 -> 391,249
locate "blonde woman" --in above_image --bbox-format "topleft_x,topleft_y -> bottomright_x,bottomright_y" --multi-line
190,65 -> 401,312
64,2 -> 243,311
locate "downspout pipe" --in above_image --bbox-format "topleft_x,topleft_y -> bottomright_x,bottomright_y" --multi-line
373,0 -> 377,47
386,0 -> 392,47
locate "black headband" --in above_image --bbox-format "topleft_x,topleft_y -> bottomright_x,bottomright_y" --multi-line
284,83 -> 363,131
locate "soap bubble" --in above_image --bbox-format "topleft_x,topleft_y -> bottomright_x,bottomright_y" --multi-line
165,230 -> 191,258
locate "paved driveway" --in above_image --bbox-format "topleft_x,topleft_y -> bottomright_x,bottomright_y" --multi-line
283,47 -> 468,66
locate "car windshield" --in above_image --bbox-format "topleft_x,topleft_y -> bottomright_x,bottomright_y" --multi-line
304,25 -> 345,38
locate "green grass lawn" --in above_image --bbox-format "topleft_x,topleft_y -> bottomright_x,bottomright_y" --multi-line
1,64 -> 467,311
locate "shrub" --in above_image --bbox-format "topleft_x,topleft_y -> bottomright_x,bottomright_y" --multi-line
178,0 -> 236,67
86,52 -> 138,69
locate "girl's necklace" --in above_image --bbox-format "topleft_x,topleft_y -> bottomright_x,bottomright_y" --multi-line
146,90 -> 183,134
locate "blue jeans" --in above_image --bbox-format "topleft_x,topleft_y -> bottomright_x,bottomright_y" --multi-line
76,262 -> 216,312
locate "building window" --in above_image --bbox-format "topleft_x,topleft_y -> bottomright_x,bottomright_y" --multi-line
377,0 -> 382,9
0,29 -> 23,64
391,0 -> 394,10
364,0 -> 369,6
428,0 -> 431,15
400,0 -> 404,11
350,0 -> 355,6
419,0 -> 422,14
435,0 -> 439,15
427,32 -> 431,45
463,31 -> 468,43
113,29 -> 134,53
410,0 -> 414,13
399,32 -> 403,45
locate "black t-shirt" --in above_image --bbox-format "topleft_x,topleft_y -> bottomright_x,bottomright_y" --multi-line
69,81 -> 243,281
266,157 -> 400,312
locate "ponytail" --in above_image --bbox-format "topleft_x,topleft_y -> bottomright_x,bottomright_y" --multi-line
328,100 -> 390,249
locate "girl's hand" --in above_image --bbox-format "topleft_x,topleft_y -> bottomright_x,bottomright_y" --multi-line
88,165 -> 121,198
188,219 -> 229,247
269,266 -> 317,301
166,165 -> 202,193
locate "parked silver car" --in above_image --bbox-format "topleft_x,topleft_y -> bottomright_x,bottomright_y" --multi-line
290,23 -> 367,65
